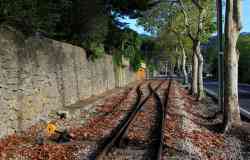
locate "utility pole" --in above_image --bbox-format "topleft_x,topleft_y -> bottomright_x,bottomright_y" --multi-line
216,0 -> 224,110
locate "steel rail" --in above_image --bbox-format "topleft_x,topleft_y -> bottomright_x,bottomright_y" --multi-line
149,80 -> 172,160
93,81 -> 164,160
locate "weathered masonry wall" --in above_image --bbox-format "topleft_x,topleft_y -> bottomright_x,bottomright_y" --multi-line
0,26 -> 136,138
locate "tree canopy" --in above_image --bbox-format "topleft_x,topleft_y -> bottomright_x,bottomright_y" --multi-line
0,0 -> 159,70
206,34 -> 250,84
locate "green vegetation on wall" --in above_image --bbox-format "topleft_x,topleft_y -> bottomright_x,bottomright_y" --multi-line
106,25 -> 144,71
0,0 -> 157,65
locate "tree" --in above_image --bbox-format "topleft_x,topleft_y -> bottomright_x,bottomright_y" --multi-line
204,33 -> 250,84
140,37 -> 164,74
179,35 -> 192,84
203,36 -> 219,80
0,0 -> 72,35
138,0 -> 215,98
164,14 -> 193,84
177,0 -> 216,100
108,0 -> 161,18
0,0 -> 160,59
238,35 -> 250,83
138,1 -> 191,80
105,25 -> 144,71
159,23 -> 192,84
223,0 -> 242,132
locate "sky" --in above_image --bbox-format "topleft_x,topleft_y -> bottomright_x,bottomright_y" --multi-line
118,17 -> 151,35
242,0 -> 250,32
121,1 -> 250,35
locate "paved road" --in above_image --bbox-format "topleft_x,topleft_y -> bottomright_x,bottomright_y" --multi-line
204,80 -> 250,114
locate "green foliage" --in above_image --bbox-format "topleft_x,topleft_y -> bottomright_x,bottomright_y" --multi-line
0,0 -> 112,60
140,8 -> 193,66
0,0 -> 157,66
106,25 -> 144,71
205,34 -> 250,83
147,62 -> 157,73
130,51 -> 143,71
238,35 -> 250,83
84,41 -> 105,61
138,1 -> 176,34
137,0 -> 217,75
70,0 -> 109,43
204,37 -> 218,78
109,0 -> 158,18
112,50 -> 123,67
140,38 -> 162,69
0,0 -> 72,35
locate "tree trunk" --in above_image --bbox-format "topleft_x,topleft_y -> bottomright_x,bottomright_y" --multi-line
176,57 -> 180,75
170,63 -> 174,75
195,40 -> 205,100
223,0 -> 242,132
191,52 -> 198,96
181,46 -> 188,85
165,63 -> 168,76
176,48 -> 181,75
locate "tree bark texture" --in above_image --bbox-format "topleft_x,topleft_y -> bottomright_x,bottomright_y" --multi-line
223,0 -> 242,132
177,55 -> 181,75
178,0 -> 205,99
191,52 -> 198,96
194,40 -> 205,100
181,46 -> 188,85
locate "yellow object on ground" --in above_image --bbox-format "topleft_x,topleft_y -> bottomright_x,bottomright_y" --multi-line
47,123 -> 57,134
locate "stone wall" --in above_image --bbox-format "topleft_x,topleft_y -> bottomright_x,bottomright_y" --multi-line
0,25 -> 136,138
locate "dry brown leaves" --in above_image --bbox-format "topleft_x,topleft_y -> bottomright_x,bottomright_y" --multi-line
69,86 -> 138,141
0,123 -> 47,159
95,88 -> 131,113
0,134 -> 27,159
0,85 -> 137,159
127,97 -> 157,144
70,111 -> 123,141
164,81 -> 226,160
17,143 -> 88,160
126,81 -> 166,144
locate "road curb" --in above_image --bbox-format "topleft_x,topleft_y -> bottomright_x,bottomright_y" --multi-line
204,88 -> 218,103
240,108 -> 250,120
204,88 -> 250,120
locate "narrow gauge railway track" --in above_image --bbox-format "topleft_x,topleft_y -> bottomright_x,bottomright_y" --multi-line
92,80 -> 171,160
148,80 -> 172,160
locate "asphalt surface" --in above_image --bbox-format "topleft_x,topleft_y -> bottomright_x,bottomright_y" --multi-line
204,80 -> 250,113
